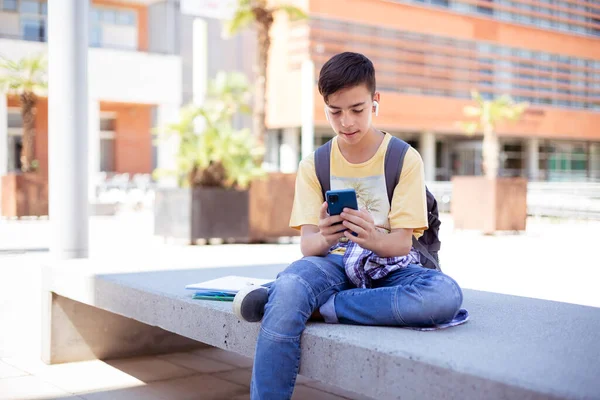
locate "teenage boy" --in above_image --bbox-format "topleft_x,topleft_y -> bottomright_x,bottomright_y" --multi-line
234,52 -> 465,400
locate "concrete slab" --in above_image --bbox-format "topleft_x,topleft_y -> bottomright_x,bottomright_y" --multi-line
43,259 -> 600,400
0,375 -> 71,400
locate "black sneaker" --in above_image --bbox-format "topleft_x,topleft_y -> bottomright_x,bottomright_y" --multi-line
233,285 -> 269,322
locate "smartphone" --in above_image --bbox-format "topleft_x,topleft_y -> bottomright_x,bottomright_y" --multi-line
326,188 -> 358,236
326,188 -> 358,216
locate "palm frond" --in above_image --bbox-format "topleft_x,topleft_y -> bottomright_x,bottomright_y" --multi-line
154,71 -> 262,189
224,8 -> 254,37
276,4 -> 308,21
0,53 -> 47,95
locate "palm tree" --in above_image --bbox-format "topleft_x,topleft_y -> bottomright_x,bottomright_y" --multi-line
460,90 -> 528,179
0,54 -> 47,173
225,0 -> 307,145
155,71 -> 265,189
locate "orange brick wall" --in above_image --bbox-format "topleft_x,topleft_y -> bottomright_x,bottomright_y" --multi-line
313,90 -> 600,141
308,0 -> 599,60
278,0 -> 600,142
8,97 -> 152,176
101,102 -> 153,174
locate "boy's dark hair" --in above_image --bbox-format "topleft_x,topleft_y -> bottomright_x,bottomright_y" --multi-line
318,52 -> 376,104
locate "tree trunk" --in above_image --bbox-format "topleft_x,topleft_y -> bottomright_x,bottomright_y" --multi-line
19,91 -> 37,173
482,123 -> 499,179
252,4 -> 273,147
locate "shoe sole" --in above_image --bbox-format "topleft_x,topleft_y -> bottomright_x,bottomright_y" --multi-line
233,285 -> 268,322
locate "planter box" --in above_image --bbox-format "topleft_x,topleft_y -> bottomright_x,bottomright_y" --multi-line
154,187 -> 249,242
249,172 -> 298,240
154,173 -> 299,243
451,176 -> 527,234
1,173 -> 48,218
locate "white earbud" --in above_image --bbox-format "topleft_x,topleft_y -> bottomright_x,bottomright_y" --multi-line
324,106 -> 330,122
373,101 -> 379,116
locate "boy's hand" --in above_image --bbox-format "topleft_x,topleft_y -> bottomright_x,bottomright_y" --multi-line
318,202 -> 346,247
340,208 -> 383,252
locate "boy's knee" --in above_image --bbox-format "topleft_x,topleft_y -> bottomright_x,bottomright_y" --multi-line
424,274 -> 463,324
268,274 -> 315,318
397,274 -> 463,326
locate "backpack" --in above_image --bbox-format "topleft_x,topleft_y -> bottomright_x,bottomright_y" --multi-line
314,136 -> 442,271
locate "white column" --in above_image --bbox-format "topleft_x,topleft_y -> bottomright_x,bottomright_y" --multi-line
420,131 -> 436,182
301,60 -> 315,159
441,140 -> 452,181
0,95 -> 7,208
192,18 -> 207,107
48,0 -> 89,259
527,137 -> 539,181
88,99 -> 100,203
0,95 -> 7,176
590,143 -> 599,181
280,127 -> 300,173
156,104 -> 180,187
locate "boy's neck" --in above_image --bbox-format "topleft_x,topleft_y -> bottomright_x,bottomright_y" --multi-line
337,128 -> 385,164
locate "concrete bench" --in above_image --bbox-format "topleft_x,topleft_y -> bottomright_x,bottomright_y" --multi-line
42,260 -> 600,399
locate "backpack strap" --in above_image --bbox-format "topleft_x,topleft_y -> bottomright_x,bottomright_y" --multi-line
314,139 -> 332,201
384,136 -> 410,203
412,237 -> 441,271
383,135 -> 441,271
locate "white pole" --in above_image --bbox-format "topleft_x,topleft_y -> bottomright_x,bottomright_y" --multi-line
301,60 -> 315,160
0,95 -> 7,177
527,138 -> 539,181
88,99 -> 100,203
0,94 -> 7,208
421,131 -> 436,182
48,0 -> 89,259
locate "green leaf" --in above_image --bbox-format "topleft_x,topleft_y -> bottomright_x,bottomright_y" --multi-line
459,121 -> 479,135
470,89 -> 483,105
463,105 -> 481,118
224,9 -> 254,37
0,53 -> 47,96
276,4 -> 308,21
153,71 -> 262,189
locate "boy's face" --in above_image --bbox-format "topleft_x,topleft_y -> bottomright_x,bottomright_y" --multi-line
324,84 -> 379,146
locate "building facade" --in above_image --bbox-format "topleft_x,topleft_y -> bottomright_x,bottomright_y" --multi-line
264,0 -> 600,182
0,0 -> 184,183
0,0 -> 254,204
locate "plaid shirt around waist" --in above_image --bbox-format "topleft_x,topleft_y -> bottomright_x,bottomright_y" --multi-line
331,240 -> 421,289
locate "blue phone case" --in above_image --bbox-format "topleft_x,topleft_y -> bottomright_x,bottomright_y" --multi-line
326,188 -> 358,216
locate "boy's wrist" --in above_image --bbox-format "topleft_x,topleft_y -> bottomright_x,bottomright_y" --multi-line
371,230 -> 387,257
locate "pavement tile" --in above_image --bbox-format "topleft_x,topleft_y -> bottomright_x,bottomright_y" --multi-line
191,347 -> 254,368
105,355 -> 196,382
0,359 -> 28,378
77,384 -> 168,400
157,352 -> 236,374
3,358 -> 144,394
304,380 -> 375,400
292,384 -> 349,400
144,374 -> 247,400
212,368 -> 252,387
0,376 -> 70,400
231,394 -> 251,400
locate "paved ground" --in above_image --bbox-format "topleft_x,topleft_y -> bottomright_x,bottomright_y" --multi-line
1,211 -> 599,399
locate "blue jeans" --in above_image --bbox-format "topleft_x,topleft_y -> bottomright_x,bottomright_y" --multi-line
250,254 -> 463,399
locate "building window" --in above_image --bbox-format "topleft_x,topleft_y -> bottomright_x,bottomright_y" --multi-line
90,6 -> 137,50
99,113 -> 116,172
541,141 -> 590,181
2,0 -> 17,11
20,0 -> 46,42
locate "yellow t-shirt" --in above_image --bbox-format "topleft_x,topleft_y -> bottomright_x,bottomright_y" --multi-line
289,133 -> 428,242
